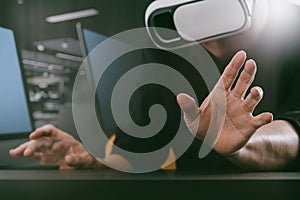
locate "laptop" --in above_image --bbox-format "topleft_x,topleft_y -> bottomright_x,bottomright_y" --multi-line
0,26 -> 33,140
0,26 -> 43,169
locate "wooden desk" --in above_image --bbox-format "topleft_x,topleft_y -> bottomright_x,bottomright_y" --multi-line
0,170 -> 299,200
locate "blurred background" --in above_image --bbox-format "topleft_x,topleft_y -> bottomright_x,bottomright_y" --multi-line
0,0 -> 152,130
1,0 -> 300,134
0,0 -> 154,168
1,0 -> 300,168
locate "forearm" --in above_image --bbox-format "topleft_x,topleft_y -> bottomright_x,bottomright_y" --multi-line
227,120 -> 299,171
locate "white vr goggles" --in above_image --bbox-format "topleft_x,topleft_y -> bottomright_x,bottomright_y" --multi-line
145,0 -> 255,49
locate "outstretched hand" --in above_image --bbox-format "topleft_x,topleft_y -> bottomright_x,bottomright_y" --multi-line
9,125 -> 103,169
177,51 -> 273,156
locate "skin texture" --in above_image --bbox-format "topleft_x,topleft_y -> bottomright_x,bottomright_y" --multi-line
177,51 -> 299,170
9,125 -> 103,169
227,120 -> 299,170
10,0 -> 299,171
11,50 -> 299,171
9,124 -> 132,170
177,51 -> 273,156
189,0 -> 299,170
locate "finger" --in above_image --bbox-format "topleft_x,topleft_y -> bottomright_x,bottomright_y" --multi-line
243,87 -> 263,113
177,93 -> 200,122
232,59 -> 257,98
30,152 -> 43,160
65,154 -> 79,167
9,148 -> 25,157
9,142 -> 31,157
23,139 -> 53,157
221,50 -> 247,91
30,124 -> 57,139
23,145 -> 39,157
52,141 -> 68,152
9,149 -> 18,157
9,148 -> 24,157
252,112 -> 273,129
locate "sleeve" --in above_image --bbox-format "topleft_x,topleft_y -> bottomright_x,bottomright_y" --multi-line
275,51 -> 300,134
275,50 -> 300,170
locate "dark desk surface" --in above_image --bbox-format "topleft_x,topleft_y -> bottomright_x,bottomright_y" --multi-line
1,170 -> 300,200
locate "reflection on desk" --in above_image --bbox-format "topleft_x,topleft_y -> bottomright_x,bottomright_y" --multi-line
0,169 -> 300,200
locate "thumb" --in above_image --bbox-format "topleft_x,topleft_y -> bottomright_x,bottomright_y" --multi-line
252,112 -> 273,129
65,154 -> 79,167
177,93 -> 200,122
65,153 -> 97,169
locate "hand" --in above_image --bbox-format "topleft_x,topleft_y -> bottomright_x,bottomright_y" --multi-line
9,124 -> 103,169
177,50 -> 273,156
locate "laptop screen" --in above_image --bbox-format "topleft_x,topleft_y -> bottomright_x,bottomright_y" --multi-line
76,23 -> 115,134
0,26 -> 32,138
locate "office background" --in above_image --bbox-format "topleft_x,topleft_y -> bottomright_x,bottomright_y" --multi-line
0,0 -> 153,168
0,0 -> 153,129
1,2 -> 300,200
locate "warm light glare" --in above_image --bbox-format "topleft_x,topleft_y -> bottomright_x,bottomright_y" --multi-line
262,0 -> 300,51
287,0 -> 300,6
270,0 -> 293,21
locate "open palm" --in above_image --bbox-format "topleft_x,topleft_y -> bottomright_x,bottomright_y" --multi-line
177,51 -> 273,156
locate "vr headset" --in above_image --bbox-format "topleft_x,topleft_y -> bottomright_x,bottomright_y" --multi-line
145,0 -> 255,49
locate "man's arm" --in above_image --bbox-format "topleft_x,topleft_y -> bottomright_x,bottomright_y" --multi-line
227,120 -> 299,170
9,124 -> 132,170
177,50 -> 299,170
